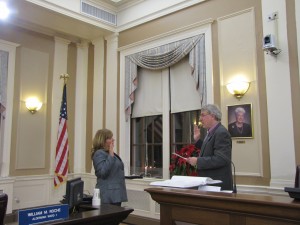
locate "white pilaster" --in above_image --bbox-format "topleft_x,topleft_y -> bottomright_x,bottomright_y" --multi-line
262,0 -> 296,187
0,40 -> 19,178
73,41 -> 89,173
104,33 -> 119,140
91,37 -> 105,136
296,1 -> 300,82
50,37 -> 71,178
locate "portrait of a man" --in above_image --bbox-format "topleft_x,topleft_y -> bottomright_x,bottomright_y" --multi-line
227,104 -> 253,138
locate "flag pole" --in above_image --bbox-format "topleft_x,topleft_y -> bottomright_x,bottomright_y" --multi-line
60,73 -> 69,84
54,73 -> 70,188
60,73 -> 69,174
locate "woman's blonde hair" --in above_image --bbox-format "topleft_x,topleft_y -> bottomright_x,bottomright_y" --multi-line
91,128 -> 113,159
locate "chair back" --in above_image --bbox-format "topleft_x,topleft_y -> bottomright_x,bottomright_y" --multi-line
295,165 -> 300,188
0,193 -> 8,225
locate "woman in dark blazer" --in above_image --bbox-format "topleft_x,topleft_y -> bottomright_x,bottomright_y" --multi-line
91,129 -> 128,206
187,104 -> 233,191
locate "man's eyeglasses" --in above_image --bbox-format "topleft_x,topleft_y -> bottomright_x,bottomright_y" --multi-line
200,113 -> 210,118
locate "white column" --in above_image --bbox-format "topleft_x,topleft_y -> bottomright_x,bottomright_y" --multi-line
262,0 -> 296,187
104,33 -> 119,139
91,38 -> 105,136
0,40 -> 19,178
90,37 -> 105,174
296,1 -> 300,82
73,41 -> 89,173
50,37 -> 71,177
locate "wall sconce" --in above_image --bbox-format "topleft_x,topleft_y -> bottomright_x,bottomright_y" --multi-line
226,81 -> 250,100
25,97 -> 42,114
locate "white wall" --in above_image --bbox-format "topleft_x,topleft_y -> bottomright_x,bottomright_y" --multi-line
218,8 -> 263,177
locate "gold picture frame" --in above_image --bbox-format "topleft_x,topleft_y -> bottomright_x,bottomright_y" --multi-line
227,103 -> 253,139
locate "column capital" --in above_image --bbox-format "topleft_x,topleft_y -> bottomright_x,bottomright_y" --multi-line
54,36 -> 71,45
104,32 -> 119,42
91,37 -> 105,46
76,41 -> 89,49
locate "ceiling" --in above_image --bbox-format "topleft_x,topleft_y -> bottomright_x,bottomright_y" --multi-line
6,0 -> 115,42
3,0 -> 200,43
101,0 -> 134,6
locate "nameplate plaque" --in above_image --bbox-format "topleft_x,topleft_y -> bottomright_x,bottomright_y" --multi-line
18,204 -> 69,225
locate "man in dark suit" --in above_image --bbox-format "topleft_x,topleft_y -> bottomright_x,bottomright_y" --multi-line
187,104 -> 233,191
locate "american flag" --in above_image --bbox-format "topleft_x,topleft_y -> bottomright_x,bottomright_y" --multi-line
54,84 -> 69,187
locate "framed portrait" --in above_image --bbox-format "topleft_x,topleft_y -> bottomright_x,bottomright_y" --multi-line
227,103 -> 253,138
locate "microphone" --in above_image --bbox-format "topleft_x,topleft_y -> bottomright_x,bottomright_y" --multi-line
215,152 -> 237,193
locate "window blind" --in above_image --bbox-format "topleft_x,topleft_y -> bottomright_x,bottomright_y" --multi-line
132,68 -> 163,118
170,56 -> 201,113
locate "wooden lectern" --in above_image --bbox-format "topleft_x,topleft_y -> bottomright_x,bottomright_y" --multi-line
145,187 -> 300,225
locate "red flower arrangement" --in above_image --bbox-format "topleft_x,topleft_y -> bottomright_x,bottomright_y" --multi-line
169,144 -> 200,176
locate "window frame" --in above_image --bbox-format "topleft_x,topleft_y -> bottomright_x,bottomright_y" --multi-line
119,21 -> 214,179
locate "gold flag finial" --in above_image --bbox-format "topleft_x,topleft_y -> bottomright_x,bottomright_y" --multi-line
60,73 -> 69,84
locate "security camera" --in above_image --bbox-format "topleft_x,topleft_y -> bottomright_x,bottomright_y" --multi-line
263,34 -> 281,55
263,34 -> 276,50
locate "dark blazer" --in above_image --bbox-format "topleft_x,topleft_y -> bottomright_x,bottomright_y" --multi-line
195,139 -> 203,149
93,149 -> 128,204
197,123 -> 233,190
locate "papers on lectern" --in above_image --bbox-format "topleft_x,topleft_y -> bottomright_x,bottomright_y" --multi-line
150,176 -> 222,188
198,185 -> 221,192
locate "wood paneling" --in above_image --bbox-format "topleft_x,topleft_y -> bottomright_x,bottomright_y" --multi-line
145,187 -> 300,225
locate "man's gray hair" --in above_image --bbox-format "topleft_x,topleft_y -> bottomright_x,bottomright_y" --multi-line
201,104 -> 222,121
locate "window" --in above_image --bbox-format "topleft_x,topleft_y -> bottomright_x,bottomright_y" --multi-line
130,57 -> 204,178
130,110 -> 207,178
171,110 -> 205,151
119,22 -> 213,179
131,115 -> 162,178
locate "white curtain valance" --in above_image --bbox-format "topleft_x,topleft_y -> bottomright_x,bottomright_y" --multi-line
125,34 -> 206,119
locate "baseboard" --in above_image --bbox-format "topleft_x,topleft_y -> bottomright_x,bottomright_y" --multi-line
123,214 -> 160,225
4,211 -> 18,223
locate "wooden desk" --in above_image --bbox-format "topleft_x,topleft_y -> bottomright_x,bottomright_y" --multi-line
145,187 -> 300,225
7,204 -> 133,225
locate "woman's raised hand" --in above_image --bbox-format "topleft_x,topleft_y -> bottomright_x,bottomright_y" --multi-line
109,141 -> 115,156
